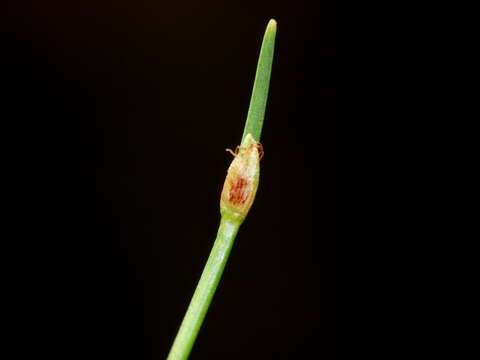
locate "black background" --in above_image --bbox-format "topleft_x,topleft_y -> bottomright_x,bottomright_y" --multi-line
2,1 -> 352,359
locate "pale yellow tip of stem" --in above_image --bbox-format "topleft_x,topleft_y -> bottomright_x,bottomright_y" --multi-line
268,19 -> 277,29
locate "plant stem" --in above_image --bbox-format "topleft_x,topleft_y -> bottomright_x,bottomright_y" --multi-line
242,19 -> 277,143
166,217 -> 241,360
166,19 -> 276,360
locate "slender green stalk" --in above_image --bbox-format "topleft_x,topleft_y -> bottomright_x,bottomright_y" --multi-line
242,19 -> 277,143
166,19 -> 277,360
166,217 -> 240,360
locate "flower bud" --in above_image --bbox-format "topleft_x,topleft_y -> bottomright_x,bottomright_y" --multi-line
220,134 -> 262,223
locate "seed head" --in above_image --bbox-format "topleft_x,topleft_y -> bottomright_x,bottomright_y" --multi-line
220,134 -> 262,222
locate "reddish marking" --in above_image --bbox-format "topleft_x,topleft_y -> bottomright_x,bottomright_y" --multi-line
256,142 -> 264,160
229,177 -> 249,205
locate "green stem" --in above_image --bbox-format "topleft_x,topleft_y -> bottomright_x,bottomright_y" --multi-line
166,217 -> 241,360
242,19 -> 277,143
167,19 -> 276,360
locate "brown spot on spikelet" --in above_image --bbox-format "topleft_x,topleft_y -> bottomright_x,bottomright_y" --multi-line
229,177 -> 249,205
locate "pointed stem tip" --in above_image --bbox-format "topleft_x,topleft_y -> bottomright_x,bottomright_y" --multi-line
268,18 -> 277,30
241,19 -> 277,143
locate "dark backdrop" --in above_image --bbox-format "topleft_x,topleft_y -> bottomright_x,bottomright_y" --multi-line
2,1 -> 351,359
